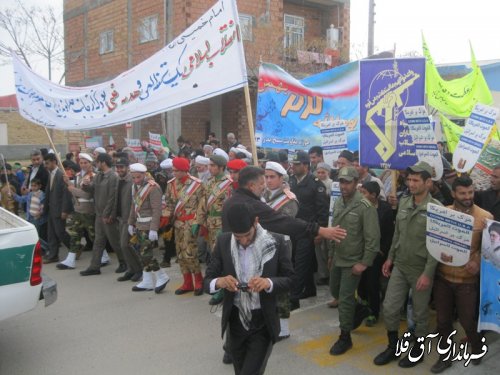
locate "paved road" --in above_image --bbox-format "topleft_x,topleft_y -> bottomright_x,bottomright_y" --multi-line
1,250 -> 498,375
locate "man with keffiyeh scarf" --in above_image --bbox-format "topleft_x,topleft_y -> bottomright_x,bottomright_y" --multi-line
204,203 -> 294,375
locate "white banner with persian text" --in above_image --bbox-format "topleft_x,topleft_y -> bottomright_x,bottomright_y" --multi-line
12,0 -> 247,131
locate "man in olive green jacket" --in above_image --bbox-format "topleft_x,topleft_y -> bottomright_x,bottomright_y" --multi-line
328,166 -> 380,355
374,161 -> 441,368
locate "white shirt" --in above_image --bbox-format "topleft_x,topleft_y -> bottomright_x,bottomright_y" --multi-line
28,166 -> 39,190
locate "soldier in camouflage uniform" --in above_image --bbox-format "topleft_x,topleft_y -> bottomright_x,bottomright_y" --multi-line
164,157 -> 205,296
264,161 -> 298,340
328,166 -> 380,356
58,153 -> 95,270
128,163 -> 170,293
198,154 -> 232,305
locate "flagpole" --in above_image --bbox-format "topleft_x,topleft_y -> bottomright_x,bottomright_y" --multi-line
243,84 -> 258,166
43,127 -> 65,172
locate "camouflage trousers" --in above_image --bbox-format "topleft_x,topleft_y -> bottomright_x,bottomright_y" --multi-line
174,221 -> 200,274
130,230 -> 159,272
68,212 -> 95,254
206,216 -> 223,253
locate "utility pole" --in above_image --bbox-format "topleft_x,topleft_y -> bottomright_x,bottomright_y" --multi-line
368,0 -> 375,56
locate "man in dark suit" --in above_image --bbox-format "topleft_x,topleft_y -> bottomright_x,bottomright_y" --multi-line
43,153 -> 73,263
23,149 -> 50,193
205,203 -> 294,375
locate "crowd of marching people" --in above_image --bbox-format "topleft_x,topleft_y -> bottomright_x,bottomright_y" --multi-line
0,130 -> 499,374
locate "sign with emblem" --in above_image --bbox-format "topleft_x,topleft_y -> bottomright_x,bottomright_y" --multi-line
328,182 -> 341,227
359,58 -> 425,170
453,103 -> 499,173
426,203 -> 473,266
402,105 -> 443,181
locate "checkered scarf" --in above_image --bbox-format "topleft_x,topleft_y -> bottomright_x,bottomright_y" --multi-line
230,224 -> 276,330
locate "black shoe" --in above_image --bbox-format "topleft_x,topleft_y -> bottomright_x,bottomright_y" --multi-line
277,335 -> 290,342
194,288 -> 203,296
398,352 -> 424,368
56,263 -> 75,270
329,331 -> 353,355
290,299 -> 300,311
130,271 -> 143,282
80,268 -> 101,276
373,347 -> 398,365
316,277 -> 329,286
298,290 -> 317,299
222,351 -> 233,365
431,356 -> 452,373
115,263 -> 127,273
117,272 -> 134,282
43,256 -> 59,264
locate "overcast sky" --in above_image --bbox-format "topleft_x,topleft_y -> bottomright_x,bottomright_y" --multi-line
0,0 -> 498,96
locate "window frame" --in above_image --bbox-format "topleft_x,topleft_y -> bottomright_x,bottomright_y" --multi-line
99,29 -> 114,55
238,13 -> 253,42
283,14 -> 305,50
138,15 -> 159,44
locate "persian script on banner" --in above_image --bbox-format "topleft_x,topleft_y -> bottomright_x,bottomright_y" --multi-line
149,132 -> 162,151
255,61 -> 359,151
85,136 -> 103,149
12,0 -> 247,130
426,203 -> 473,267
125,138 -> 146,163
478,220 -> 500,333
359,58 -> 425,170
453,103 -> 499,173
402,106 -> 443,180
328,182 -> 341,227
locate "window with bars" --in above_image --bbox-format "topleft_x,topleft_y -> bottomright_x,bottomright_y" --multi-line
238,13 -> 253,41
284,14 -> 304,50
139,15 -> 159,43
99,30 -> 114,54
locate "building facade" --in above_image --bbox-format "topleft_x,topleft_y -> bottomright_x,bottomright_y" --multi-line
64,0 -> 350,151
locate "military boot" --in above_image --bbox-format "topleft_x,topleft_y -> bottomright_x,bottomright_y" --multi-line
374,330 -> 399,365
329,330 -> 353,355
175,273 -> 194,295
193,272 -> 204,296
153,269 -> 170,294
57,252 -> 76,270
132,271 -> 154,291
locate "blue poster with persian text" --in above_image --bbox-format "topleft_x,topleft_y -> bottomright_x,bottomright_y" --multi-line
359,58 -> 425,169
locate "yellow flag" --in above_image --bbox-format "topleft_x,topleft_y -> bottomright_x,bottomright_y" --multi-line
424,36 -> 493,117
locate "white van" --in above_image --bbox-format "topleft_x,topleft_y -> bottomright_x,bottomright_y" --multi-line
0,207 -> 57,321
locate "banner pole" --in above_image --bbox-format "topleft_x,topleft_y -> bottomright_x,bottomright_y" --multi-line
243,84 -> 259,166
43,127 -> 65,172
0,153 -> 12,197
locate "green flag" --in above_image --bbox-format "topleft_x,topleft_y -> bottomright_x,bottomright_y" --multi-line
160,135 -> 170,153
423,36 -> 493,117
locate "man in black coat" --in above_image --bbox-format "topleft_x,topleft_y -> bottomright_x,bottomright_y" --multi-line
43,153 -> 74,263
222,167 -> 346,242
23,149 -> 50,192
205,203 -> 294,375
474,164 -> 500,221
289,150 -> 329,304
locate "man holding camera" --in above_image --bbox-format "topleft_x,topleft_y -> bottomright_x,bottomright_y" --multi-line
204,203 -> 294,375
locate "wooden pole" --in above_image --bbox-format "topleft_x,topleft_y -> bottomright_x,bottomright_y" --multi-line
243,84 -> 259,166
0,153 -> 12,196
43,127 -> 65,172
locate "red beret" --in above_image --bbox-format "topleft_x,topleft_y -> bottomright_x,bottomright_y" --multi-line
172,157 -> 190,172
227,159 -> 247,171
